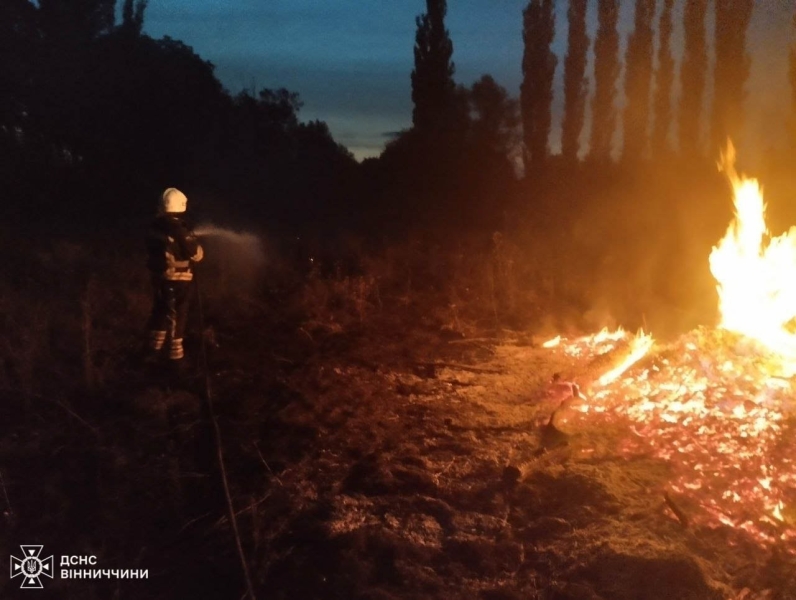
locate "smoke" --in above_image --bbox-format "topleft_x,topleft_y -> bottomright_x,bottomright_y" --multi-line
742,2 -> 792,166
193,223 -> 267,293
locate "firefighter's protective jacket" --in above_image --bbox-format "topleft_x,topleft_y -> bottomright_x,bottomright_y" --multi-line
146,215 -> 204,281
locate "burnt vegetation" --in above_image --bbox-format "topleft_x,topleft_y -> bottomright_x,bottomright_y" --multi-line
1,0 -> 796,599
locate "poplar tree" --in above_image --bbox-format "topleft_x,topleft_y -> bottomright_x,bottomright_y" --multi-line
561,0 -> 589,161
411,0 -> 457,137
712,0 -> 753,152
651,0 -> 674,156
678,0 -> 708,156
121,0 -> 148,35
622,0 -> 655,160
520,0 -> 557,168
589,0 -> 620,161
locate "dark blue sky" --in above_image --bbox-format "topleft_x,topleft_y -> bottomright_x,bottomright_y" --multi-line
143,1 -> 791,162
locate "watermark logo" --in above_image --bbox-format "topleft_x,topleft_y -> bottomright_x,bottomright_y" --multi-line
10,545 -> 54,589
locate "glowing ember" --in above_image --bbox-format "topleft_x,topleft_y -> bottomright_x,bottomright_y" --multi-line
543,327 -> 632,358
539,141 -> 796,550
542,335 -> 561,348
546,327 -> 796,548
597,330 -> 654,386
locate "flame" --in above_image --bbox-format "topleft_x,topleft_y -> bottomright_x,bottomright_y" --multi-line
542,335 -> 561,348
773,501 -> 785,522
709,140 -> 796,362
597,330 -> 654,385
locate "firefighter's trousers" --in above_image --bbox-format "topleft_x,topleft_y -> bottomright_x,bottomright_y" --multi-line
147,278 -> 193,360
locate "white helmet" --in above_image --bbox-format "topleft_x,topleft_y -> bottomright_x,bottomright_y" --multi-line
161,187 -> 188,213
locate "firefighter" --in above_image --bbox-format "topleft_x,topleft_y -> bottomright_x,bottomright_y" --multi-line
145,188 -> 204,364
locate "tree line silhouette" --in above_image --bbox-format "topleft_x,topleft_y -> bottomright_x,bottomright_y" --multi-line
0,0 -> 358,234
0,0 -> 792,244
520,0 -> 757,166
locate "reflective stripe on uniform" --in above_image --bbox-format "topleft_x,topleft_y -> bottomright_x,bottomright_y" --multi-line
149,330 -> 167,350
169,338 -> 184,360
164,251 -> 193,280
191,245 -> 204,262
165,250 -> 190,269
164,272 -> 193,281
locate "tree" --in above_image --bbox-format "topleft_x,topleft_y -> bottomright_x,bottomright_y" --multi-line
469,75 -> 520,158
30,0 -> 119,154
38,0 -> 116,43
589,0 -> 620,161
467,75 -> 520,223
561,0 -> 589,161
66,34 -> 230,219
520,0 -> 557,169
711,0 -> 753,152
411,0 -> 457,137
651,0 -> 674,156
678,0 -> 708,156
622,0 -> 655,161
209,86 -> 359,229
0,0 -> 38,129
0,0 -> 40,211
121,0 -> 148,36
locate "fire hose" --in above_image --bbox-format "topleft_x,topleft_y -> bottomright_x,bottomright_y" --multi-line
194,273 -> 257,600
